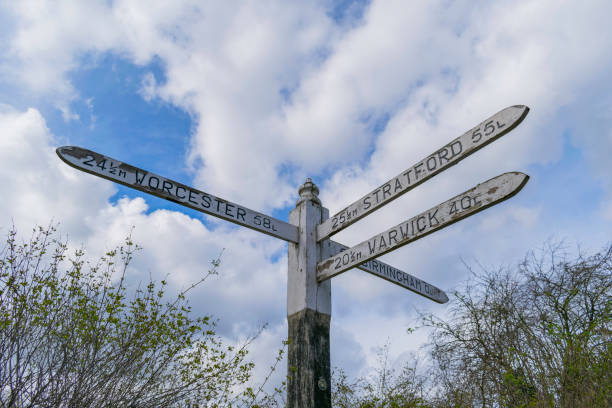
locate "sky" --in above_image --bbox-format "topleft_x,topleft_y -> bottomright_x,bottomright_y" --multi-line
1,0 -> 611,389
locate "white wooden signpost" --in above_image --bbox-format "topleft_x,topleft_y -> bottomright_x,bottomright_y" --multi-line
57,104 -> 529,408
316,105 -> 529,241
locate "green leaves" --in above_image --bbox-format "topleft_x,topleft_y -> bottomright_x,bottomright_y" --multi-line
423,242 -> 612,407
0,224 -> 258,408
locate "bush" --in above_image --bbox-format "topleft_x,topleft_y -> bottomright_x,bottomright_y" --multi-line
0,225 -> 254,407
423,242 -> 612,408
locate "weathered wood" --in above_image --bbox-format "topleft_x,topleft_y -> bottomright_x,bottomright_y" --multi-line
287,179 -> 331,315
287,309 -> 331,408
287,179 -> 331,408
317,172 -> 529,281
317,105 -> 529,241
56,146 -> 299,243
325,240 -> 448,303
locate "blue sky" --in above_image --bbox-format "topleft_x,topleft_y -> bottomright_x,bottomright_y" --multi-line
1,0 -> 611,387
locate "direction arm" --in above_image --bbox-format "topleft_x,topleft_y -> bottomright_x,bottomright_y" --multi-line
317,172 -> 529,281
56,146 -> 299,243
326,240 -> 448,303
317,105 -> 529,241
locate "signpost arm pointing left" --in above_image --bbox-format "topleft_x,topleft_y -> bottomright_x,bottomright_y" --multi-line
56,146 -> 299,243
56,145 -> 419,285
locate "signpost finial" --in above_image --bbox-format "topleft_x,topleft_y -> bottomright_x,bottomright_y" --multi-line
297,177 -> 320,205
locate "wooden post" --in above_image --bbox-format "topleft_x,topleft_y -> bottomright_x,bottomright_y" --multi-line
287,178 -> 331,408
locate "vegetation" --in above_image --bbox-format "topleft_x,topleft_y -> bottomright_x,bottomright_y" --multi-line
0,225 -> 266,408
2,223 -> 609,407
424,242 -> 611,407
332,242 -> 611,408
332,344 -> 429,408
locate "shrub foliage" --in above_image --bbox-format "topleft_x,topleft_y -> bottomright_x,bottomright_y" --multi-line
0,225 -> 252,407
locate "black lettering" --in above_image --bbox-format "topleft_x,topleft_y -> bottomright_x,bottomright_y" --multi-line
253,215 -> 261,225
461,196 -> 471,210
399,271 -> 406,284
473,194 -> 482,206
96,159 -> 107,170
363,197 -> 371,210
371,260 -> 379,272
378,235 -> 387,251
484,120 -> 495,136
417,216 -> 426,232
201,194 -> 211,208
214,198 -> 223,212
472,128 -> 482,143
428,208 -> 439,226
388,229 -> 398,245
399,224 -> 409,239
413,163 -> 424,180
426,156 -> 437,171
437,148 -> 449,165
367,239 -> 377,255
394,179 -> 403,193
188,190 -> 198,204
148,176 -> 159,189
225,203 -> 234,217
335,257 -> 342,269
263,218 -> 271,229
176,186 -> 186,199
332,217 -> 339,228
236,208 -> 246,221
403,169 -> 413,185
118,170 -> 126,178
135,171 -> 147,185
382,183 -> 391,199
450,140 -> 463,157
342,253 -> 349,265
496,120 -> 506,129
83,155 -> 95,166
389,268 -> 396,280
449,201 -> 458,215
162,180 -> 173,195
373,189 -> 382,203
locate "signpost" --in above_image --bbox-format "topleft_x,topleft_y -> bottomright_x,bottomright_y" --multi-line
56,104 -> 530,408
56,146 -> 428,295
325,240 -> 448,304
317,172 -> 529,281
316,105 -> 529,241
57,146 -> 299,243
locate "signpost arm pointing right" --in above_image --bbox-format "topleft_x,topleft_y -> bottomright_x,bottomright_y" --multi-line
317,172 -> 529,281
317,105 -> 529,241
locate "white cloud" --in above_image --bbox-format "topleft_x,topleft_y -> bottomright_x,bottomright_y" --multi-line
0,106 -> 114,235
1,0 -> 612,385
0,104 -> 290,367
3,0 -> 612,209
